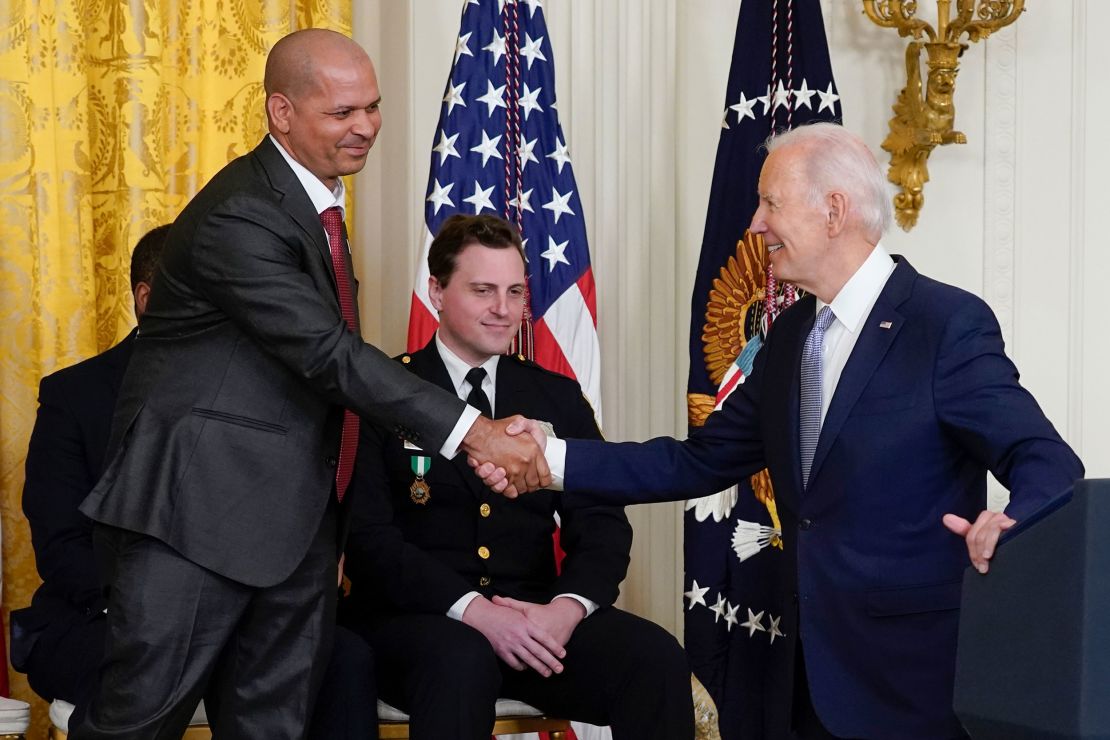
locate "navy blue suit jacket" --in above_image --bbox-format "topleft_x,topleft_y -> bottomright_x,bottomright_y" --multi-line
565,257 -> 1083,739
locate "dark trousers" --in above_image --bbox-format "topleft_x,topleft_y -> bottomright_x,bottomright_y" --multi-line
22,611 -> 104,727
73,511 -> 337,740
349,605 -> 694,740
306,625 -> 378,740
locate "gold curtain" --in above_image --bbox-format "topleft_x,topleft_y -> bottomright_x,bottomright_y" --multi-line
0,0 -> 352,730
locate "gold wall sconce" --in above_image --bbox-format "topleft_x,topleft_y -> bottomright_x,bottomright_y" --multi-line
862,1 -> 1024,230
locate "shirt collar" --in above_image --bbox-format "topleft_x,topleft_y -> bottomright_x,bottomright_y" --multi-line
435,333 -> 500,397
818,243 -> 896,334
269,134 -> 345,216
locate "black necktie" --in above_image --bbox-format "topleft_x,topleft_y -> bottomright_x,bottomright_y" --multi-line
465,367 -> 492,418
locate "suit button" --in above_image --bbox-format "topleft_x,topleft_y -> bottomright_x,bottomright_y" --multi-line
479,576 -> 491,586
325,456 -> 337,467
480,503 -> 491,517
477,546 -> 491,560
799,519 -> 813,530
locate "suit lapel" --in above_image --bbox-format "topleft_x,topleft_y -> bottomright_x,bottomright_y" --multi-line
808,258 -> 917,484
412,343 -> 490,498
491,356 -> 530,421
253,137 -> 337,295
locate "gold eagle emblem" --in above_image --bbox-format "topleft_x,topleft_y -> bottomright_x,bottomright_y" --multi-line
687,230 -> 784,545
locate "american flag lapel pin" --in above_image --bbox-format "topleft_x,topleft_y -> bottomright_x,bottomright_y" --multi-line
879,320 -> 893,329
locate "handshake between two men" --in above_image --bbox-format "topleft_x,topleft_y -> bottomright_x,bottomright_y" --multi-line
461,415 -> 552,497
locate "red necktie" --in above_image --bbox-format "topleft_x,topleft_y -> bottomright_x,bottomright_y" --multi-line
320,206 -> 359,503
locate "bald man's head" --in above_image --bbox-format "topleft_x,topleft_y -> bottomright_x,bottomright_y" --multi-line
264,29 -> 382,189
264,28 -> 368,102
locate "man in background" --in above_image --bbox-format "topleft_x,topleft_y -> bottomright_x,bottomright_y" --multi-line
14,225 -> 171,721
343,214 -> 693,739
74,29 -> 545,739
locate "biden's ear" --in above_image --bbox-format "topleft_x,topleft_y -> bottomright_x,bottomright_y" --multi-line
826,191 -> 849,238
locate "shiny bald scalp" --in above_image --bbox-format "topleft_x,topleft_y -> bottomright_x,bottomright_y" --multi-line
264,28 -> 368,102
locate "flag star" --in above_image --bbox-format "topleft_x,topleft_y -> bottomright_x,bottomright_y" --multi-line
542,186 -> 575,223
756,85 -> 772,115
540,235 -> 571,272
462,180 -> 496,214
432,130 -> 460,164
772,79 -> 792,111
518,136 -> 539,171
724,602 -> 740,632
817,82 -> 840,115
466,0 -> 479,6
768,614 -> 784,644
546,137 -> 571,173
519,83 -> 543,120
483,29 -> 507,67
519,34 -> 547,69
455,31 -> 474,63
470,130 -> 504,167
442,81 -> 467,116
476,81 -> 507,116
793,78 -> 816,110
684,580 -> 710,610
508,188 -> 534,214
522,0 -> 544,17
729,91 -> 758,123
708,594 -> 727,623
721,107 -> 730,129
740,608 -> 766,638
426,179 -> 454,215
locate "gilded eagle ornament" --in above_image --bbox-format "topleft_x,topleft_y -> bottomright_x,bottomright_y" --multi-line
686,230 -> 800,558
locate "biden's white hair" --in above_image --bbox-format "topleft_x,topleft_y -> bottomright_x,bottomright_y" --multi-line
765,123 -> 893,239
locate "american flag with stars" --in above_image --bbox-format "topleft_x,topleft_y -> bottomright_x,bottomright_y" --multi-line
407,0 -> 601,422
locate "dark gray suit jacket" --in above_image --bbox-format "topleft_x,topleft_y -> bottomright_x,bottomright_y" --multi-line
81,137 -> 465,588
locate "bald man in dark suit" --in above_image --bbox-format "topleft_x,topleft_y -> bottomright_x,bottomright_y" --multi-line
74,30 -> 546,740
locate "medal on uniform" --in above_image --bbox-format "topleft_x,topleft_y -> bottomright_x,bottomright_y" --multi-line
410,455 -> 432,505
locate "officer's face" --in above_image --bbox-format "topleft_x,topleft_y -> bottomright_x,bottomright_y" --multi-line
429,243 -> 527,367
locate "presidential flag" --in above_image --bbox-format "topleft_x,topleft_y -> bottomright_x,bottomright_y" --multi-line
407,0 -> 601,422
682,1 -> 841,736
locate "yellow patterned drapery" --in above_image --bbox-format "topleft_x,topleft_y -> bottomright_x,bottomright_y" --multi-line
0,0 -> 351,730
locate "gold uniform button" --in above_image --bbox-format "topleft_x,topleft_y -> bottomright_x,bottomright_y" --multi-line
480,503 -> 491,517
479,576 -> 491,586
477,546 -> 490,560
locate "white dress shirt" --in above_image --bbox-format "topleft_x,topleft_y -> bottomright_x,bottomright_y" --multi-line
814,245 -> 896,425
